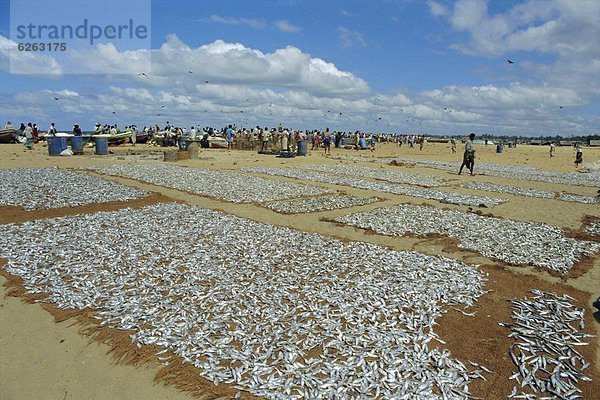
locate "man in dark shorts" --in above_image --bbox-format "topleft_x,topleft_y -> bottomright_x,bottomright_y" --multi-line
323,128 -> 332,155
459,133 -> 476,175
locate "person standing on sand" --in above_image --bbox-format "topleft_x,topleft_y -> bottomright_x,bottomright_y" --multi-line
549,142 -> 555,158
12,123 -> 25,143
23,122 -> 34,150
260,127 -> 270,152
451,137 -> 456,153
281,128 -> 289,152
32,124 -> 39,143
130,126 -> 137,146
574,143 -> 583,167
313,131 -> 321,150
335,131 -> 342,148
226,124 -> 234,151
323,128 -> 332,155
458,133 -> 476,175
248,128 -> 256,151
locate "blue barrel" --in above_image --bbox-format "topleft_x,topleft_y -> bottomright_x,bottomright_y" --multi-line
47,137 -> 64,156
178,136 -> 188,150
71,136 -> 84,153
496,144 -> 504,153
95,137 -> 109,155
297,140 -> 308,156
359,137 -> 367,149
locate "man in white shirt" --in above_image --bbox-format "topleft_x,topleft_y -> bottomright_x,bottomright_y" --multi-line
48,122 -> 57,136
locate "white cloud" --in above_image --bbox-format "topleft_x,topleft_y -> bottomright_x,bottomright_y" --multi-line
433,0 -> 600,103
427,1 -> 449,17
443,0 -> 600,58
80,35 -> 370,97
0,35 -> 63,75
371,93 -> 413,107
275,20 -> 300,33
0,34 -> 597,136
421,84 -> 582,110
337,26 -> 367,48
203,15 -> 266,29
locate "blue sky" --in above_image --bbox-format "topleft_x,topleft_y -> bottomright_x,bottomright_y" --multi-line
1,0 -> 598,136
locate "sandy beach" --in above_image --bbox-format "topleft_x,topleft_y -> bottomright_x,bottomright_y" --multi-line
1,140 -> 599,400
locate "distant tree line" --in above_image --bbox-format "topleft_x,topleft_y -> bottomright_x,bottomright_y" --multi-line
477,133 -> 600,143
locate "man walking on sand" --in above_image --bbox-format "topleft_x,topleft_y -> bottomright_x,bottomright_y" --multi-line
574,143 -> 583,168
458,133 -> 476,175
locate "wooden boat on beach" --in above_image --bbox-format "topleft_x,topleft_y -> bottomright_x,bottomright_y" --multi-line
0,128 -> 16,143
136,132 -> 149,143
208,136 -> 228,149
92,133 -> 131,146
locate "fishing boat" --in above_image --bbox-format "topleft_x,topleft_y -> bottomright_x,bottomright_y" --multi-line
136,132 -> 149,143
208,136 -> 228,149
92,132 -> 131,146
0,128 -> 16,143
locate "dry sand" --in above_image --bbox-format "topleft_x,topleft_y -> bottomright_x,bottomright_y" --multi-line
1,140 -> 599,399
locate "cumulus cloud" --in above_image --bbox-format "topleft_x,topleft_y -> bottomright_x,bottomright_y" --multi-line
33,34 -> 368,96
1,80 -> 594,136
432,0 -> 600,102
337,26 -> 367,48
441,0 -> 600,58
0,33 -> 597,136
420,84 -> 582,110
117,35 -> 370,97
274,20 -> 300,33
0,35 -> 63,74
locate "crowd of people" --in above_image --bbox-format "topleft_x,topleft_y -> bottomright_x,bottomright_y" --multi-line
3,119 -> 590,170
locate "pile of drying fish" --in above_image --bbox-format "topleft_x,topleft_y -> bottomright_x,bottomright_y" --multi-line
264,195 -> 378,214
462,182 -> 598,205
586,221 -> 600,236
500,290 -> 592,399
557,192 -> 599,204
85,164 -> 332,203
0,168 -> 147,210
301,164 -> 445,187
243,166 -> 505,208
332,156 -> 600,187
0,203 -> 490,399
461,181 -> 555,199
335,205 -> 599,274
